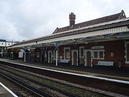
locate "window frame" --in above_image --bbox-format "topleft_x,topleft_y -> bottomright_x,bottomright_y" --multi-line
125,42 -> 129,64
92,50 -> 104,59
79,46 -> 84,58
64,47 -> 70,59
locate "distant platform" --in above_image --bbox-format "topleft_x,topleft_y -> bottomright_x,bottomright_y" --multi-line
0,82 -> 17,97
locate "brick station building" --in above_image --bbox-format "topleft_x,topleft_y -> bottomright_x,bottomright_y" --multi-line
8,10 -> 129,67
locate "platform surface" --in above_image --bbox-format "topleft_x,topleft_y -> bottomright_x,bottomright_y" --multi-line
0,58 -> 129,82
0,82 -> 17,97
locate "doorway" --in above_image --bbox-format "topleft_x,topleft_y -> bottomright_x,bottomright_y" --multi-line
85,50 -> 92,67
72,50 -> 78,66
48,51 -> 52,63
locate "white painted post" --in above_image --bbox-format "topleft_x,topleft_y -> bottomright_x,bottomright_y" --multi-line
55,43 -> 59,66
24,52 -> 26,62
56,49 -> 58,66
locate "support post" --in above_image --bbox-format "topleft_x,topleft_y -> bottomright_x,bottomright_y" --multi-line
11,52 -> 13,59
40,49 -> 42,63
56,49 -> 58,66
55,43 -> 59,66
24,52 -> 26,62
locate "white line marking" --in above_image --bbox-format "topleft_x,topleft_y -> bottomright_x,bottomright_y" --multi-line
0,82 -> 18,97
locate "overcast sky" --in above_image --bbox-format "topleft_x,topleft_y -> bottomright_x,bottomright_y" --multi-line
0,0 -> 129,41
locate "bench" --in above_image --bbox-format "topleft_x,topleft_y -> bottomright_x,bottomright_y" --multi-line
59,59 -> 69,63
97,61 -> 114,66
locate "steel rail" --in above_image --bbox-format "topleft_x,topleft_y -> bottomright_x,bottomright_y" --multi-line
0,71 -> 52,97
0,61 -> 129,96
0,66 -> 75,97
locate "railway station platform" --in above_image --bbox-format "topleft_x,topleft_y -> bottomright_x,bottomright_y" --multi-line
0,58 -> 129,82
0,82 -> 17,97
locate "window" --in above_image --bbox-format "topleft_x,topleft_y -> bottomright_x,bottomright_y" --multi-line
93,51 -> 98,58
53,50 -> 56,60
93,50 -> 104,59
79,47 -> 84,57
127,46 -> 129,61
64,47 -> 70,59
99,51 -> 104,58
126,43 -> 129,62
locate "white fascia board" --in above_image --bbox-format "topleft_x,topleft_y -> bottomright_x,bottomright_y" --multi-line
35,26 -> 129,44
9,26 -> 129,49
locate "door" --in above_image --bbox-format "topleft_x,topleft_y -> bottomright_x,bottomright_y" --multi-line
72,50 -> 78,66
85,50 -> 92,67
48,51 -> 52,63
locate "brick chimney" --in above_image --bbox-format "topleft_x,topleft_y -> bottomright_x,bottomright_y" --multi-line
69,12 -> 76,26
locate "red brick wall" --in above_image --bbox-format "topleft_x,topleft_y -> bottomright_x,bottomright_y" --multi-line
90,40 -> 125,66
58,40 -> 126,66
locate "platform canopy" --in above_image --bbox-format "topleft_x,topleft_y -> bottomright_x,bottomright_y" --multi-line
8,11 -> 129,49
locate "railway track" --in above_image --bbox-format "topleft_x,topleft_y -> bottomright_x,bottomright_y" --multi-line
0,66 -> 76,97
0,61 -> 129,97
0,69 -> 60,97
0,64 -> 106,97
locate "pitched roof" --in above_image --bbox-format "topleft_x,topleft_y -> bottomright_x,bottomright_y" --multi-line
10,10 -> 128,48
11,17 -> 129,48
53,10 -> 126,34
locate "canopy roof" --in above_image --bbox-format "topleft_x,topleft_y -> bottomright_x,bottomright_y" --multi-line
10,10 -> 129,48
